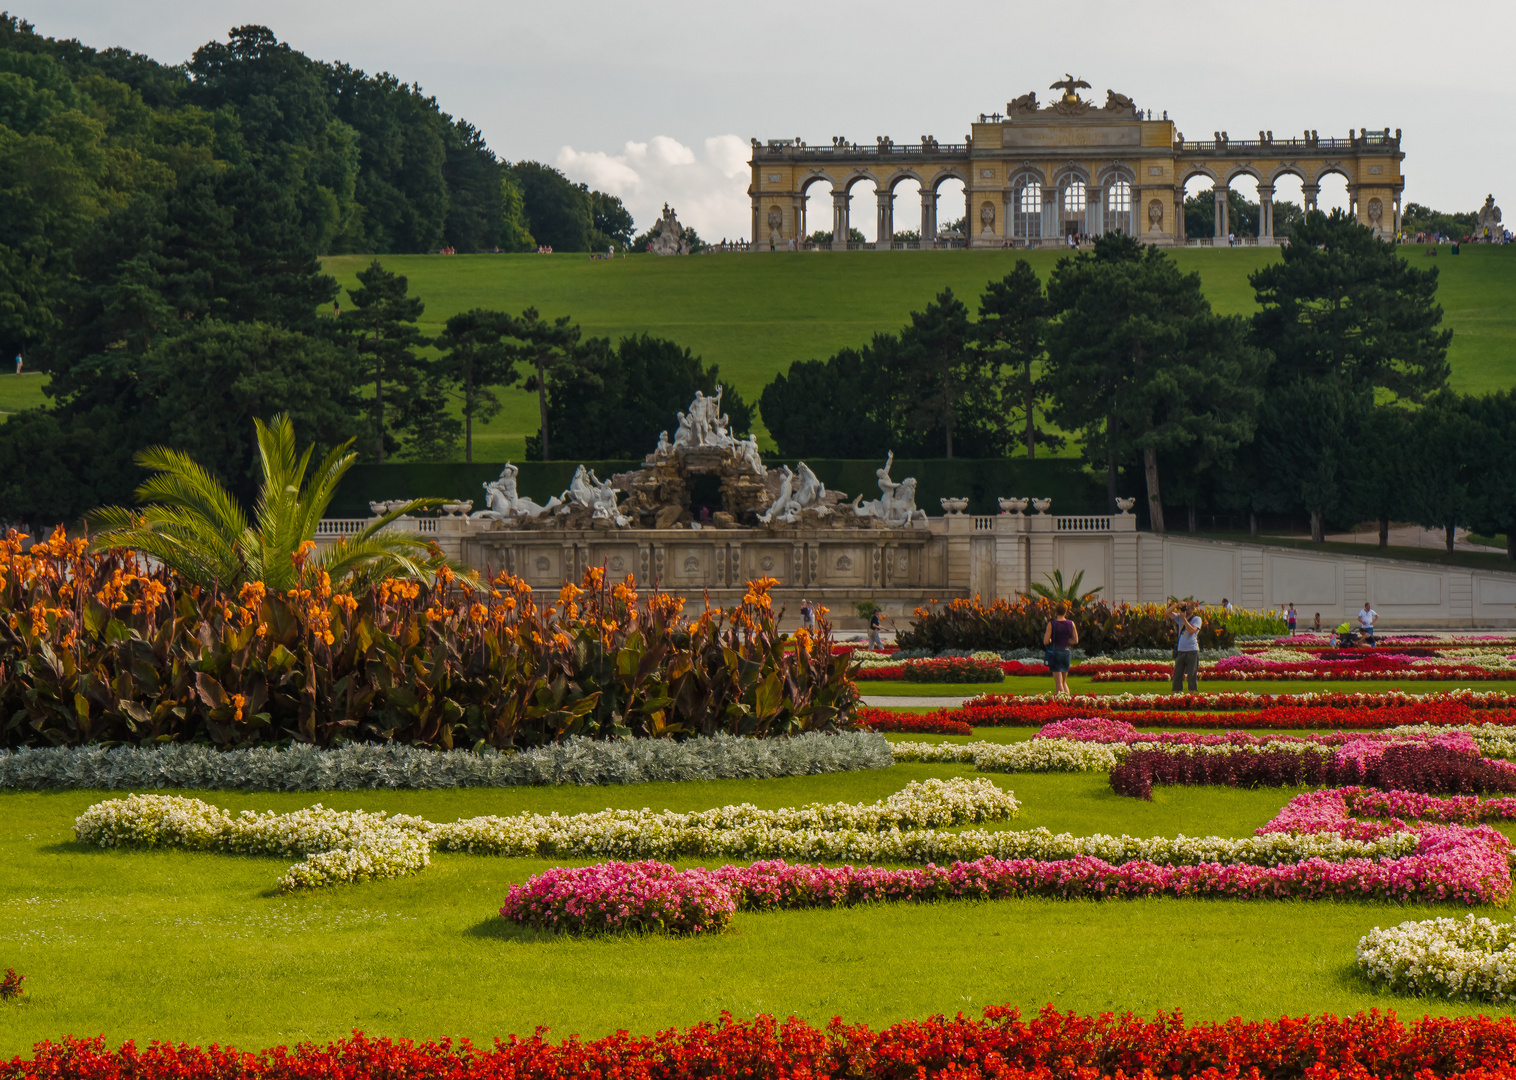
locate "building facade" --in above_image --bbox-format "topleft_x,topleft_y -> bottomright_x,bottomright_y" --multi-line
747,78 -> 1405,249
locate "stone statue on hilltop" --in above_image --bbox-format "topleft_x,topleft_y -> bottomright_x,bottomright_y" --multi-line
649,203 -> 690,256
471,463 -> 559,520
736,433 -> 764,475
852,451 -> 927,528
1477,194 -> 1503,242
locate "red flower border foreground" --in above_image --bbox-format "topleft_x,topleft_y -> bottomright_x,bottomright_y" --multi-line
13,1006 -> 1516,1079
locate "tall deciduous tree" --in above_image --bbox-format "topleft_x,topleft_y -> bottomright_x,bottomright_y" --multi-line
1461,391 -> 1516,561
434,309 -> 518,462
341,260 -> 429,463
759,348 -> 892,458
512,307 -> 586,461
1402,393 -> 1484,553
1251,210 -> 1452,401
1256,378 -> 1365,542
976,260 -> 1059,459
1046,237 -> 1265,529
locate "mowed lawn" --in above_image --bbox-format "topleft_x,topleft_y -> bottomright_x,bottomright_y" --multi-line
312,245 -> 1516,459
861,675 -> 1506,698
4,762 -> 1512,1056
4,247 -> 1512,462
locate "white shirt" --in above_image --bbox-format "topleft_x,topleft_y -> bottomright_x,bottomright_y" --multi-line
1359,607 -> 1378,628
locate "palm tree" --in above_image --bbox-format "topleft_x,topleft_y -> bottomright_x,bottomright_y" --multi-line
1023,569 -> 1103,605
89,414 -> 460,591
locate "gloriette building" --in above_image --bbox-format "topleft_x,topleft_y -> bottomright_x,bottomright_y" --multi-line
747,76 -> 1404,249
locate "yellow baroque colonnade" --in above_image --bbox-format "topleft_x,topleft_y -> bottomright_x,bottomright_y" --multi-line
747,79 -> 1405,250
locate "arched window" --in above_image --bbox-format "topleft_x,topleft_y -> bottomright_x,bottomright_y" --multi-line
1014,180 -> 1042,238
1105,180 -> 1133,234
1060,180 -> 1088,236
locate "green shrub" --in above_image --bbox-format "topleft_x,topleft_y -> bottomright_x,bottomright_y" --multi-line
896,597 -> 1235,655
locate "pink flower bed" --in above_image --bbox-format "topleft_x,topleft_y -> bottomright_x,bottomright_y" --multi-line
498,860 -> 737,935
501,783 -> 1516,936
1030,718 -> 1484,759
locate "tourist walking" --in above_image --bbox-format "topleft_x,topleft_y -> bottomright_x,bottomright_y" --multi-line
13,352 -> 20,375
1314,612 -> 1322,633
1168,600 -> 1203,692
867,608 -> 883,650
1358,601 -> 1378,645
799,598 -> 815,634
1287,603 -> 1298,636
1042,600 -> 1078,697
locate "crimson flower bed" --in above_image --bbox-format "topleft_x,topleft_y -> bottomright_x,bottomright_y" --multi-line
856,657 -> 1006,683
17,1006 -> 1516,1079
1111,743 -> 1516,800
854,707 -> 972,736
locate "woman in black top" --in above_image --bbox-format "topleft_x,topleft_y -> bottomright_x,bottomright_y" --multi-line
1041,600 -> 1079,696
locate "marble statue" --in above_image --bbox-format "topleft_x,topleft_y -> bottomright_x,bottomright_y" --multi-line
735,433 -> 764,476
555,465 -> 628,526
852,452 -> 926,527
472,463 -> 559,520
759,462 -> 829,524
673,385 -> 737,450
655,430 -> 673,457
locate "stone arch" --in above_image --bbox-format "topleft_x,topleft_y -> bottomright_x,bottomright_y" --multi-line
1096,161 -> 1136,187
1176,163 -> 1219,188
842,169 -> 881,193
1051,163 -> 1093,238
926,166 -> 970,192
1310,162 -> 1354,185
798,171 -> 838,246
1222,163 -> 1264,186
1098,163 -> 1137,236
882,169 -> 923,192
1268,163 -> 1308,185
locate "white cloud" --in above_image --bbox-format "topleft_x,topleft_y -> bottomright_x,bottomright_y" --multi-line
556,134 -> 752,242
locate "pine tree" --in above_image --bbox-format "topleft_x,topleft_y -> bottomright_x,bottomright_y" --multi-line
341,260 -> 430,463
976,260 -> 1058,459
434,310 -> 518,462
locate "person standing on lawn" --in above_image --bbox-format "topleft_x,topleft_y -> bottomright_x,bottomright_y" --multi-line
1042,600 -> 1078,697
1287,603 -> 1298,635
1168,600 -> 1203,692
1359,601 -> 1378,645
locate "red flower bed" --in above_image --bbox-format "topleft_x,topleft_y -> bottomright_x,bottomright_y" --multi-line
1092,663 -> 1516,682
968,689 -> 1516,713
855,707 -> 972,735
15,1007 -> 1516,1079
862,698 -> 1516,733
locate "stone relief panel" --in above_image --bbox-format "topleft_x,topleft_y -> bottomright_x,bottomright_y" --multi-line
745,544 -> 793,585
1266,555 -> 1338,607
668,544 -> 715,585
589,545 -> 641,583
520,546 -> 566,587
1369,568 -> 1441,606
820,544 -> 869,586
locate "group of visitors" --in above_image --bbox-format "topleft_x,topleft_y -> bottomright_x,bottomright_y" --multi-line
1037,597 -> 1382,698
535,244 -> 555,254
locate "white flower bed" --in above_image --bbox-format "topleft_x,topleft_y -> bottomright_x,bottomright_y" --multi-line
1384,724 -> 1516,761
1,731 -> 894,791
1358,915 -> 1516,1000
888,738 -> 1330,773
75,777 -> 1416,892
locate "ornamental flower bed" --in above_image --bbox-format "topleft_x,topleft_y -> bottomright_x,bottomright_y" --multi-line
498,860 -> 737,935
500,782 -> 1514,937
0,530 -> 854,749
1358,915 -> 1516,1000
20,1006 -> 1516,1080
896,594 -> 1239,653
854,707 -> 972,735
855,656 -> 1007,682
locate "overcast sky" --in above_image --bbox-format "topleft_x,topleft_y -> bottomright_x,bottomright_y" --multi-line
25,0 -> 1516,240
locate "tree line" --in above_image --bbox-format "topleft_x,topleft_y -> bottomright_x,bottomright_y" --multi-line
0,17 -> 637,366
759,212 -> 1516,556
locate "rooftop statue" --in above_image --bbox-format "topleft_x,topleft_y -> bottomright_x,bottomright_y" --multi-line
1477,194 -> 1503,240
852,451 -> 927,528
674,385 -> 737,450
1049,73 -> 1091,103
472,462 -> 559,520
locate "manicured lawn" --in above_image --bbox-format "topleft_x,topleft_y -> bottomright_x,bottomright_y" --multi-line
309,246 -> 1516,458
0,373 -> 48,418
4,764 -> 1510,1055
863,676 -> 1497,697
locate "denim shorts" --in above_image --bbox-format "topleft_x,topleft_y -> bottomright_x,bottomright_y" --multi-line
1048,648 -> 1071,673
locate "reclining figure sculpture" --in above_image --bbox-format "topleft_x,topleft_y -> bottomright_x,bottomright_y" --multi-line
471,463 -> 559,520
851,452 -> 927,527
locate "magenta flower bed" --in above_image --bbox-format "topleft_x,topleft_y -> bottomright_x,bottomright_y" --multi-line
498,860 -> 737,935
500,784 -> 1514,936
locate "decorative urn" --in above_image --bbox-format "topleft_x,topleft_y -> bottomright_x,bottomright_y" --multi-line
1031,498 -> 1052,515
940,497 -> 970,515
998,497 -> 1030,515
1115,497 -> 1136,515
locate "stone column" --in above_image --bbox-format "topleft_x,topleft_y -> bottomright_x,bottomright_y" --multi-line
791,194 -> 805,248
751,196 -> 762,251
876,189 -> 893,250
1002,188 -> 1015,245
831,190 -> 849,251
1257,183 -> 1275,245
1174,187 -> 1187,242
920,187 -> 938,246
1088,185 -> 1103,236
1213,185 -> 1228,242
1303,183 -> 1319,212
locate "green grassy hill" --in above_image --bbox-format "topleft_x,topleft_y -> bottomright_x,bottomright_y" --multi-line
3,246 -> 1510,462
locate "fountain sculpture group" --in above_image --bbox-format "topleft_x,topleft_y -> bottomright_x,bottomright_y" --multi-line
467,388 -> 927,533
